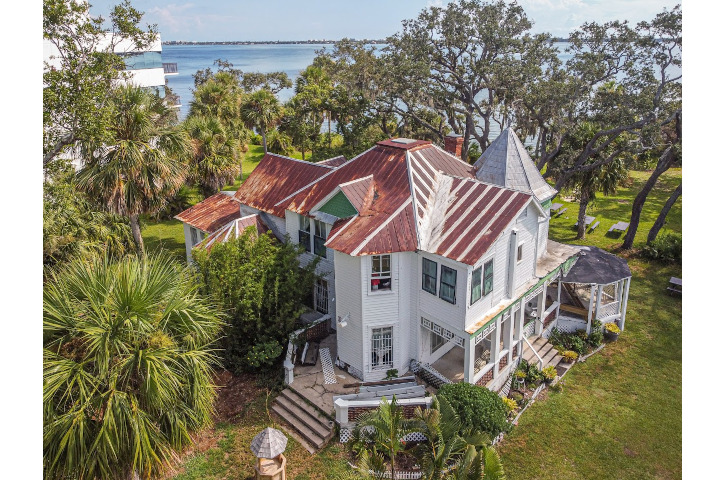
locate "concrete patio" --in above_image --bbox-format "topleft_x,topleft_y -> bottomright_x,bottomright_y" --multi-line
430,346 -> 465,383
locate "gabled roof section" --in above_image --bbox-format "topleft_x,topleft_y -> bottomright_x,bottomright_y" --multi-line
196,215 -> 270,252
316,155 -> 348,168
317,191 -> 358,218
339,175 -> 374,212
233,153 -> 333,217
174,192 -> 241,233
473,128 -> 558,202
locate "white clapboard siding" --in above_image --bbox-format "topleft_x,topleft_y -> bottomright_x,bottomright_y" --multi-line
513,205 -> 539,290
335,252 -> 365,376
416,252 -> 468,333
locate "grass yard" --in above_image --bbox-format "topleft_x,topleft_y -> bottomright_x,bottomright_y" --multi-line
142,218 -> 187,263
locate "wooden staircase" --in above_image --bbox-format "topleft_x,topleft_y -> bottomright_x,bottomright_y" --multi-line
522,335 -> 568,373
271,388 -> 334,452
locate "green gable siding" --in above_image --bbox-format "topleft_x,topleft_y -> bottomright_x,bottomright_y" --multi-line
540,199 -> 552,211
318,191 -> 358,218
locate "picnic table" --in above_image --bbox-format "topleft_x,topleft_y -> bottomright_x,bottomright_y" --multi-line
667,277 -> 682,296
608,221 -> 630,233
550,202 -> 563,213
574,215 -> 595,227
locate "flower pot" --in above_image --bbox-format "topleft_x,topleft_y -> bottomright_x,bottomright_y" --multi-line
604,331 -> 619,341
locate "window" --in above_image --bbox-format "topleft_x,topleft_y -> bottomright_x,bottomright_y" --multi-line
371,255 -> 392,291
430,331 -> 446,354
314,219 -> 328,258
422,258 -> 437,295
439,265 -> 457,304
471,266 -> 482,305
298,216 -> 311,252
371,327 -> 393,369
315,278 -> 328,314
517,243 -> 524,263
483,260 -> 494,296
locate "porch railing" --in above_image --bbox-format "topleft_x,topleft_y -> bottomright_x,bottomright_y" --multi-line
596,301 -> 620,320
283,315 -> 331,385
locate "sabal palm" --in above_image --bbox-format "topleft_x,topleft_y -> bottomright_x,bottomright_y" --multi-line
349,396 -> 420,478
240,89 -> 283,153
43,254 -> 223,480
413,396 -> 492,480
77,86 -> 190,253
185,115 -> 240,197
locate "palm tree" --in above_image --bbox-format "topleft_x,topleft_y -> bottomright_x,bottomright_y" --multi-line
240,89 -> 283,153
43,254 -> 223,480
572,157 -> 629,239
77,85 -> 190,253
349,396 -> 420,479
184,115 -> 240,197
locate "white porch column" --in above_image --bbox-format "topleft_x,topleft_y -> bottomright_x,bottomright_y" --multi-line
504,313 -> 514,364
594,284 -> 604,322
620,277 -> 631,331
556,279 -> 562,320
491,317 -> 502,379
534,281 -> 547,336
515,298 -> 526,358
586,284 -> 596,335
464,335 -> 475,383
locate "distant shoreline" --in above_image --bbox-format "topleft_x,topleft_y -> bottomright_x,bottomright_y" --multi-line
162,40 -> 387,46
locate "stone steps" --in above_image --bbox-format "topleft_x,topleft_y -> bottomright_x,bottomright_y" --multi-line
271,388 -> 334,452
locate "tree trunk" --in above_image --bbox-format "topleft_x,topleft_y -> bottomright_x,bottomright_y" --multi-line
622,146 -> 676,249
261,129 -> 268,153
647,182 -> 682,244
130,214 -> 145,254
576,190 -> 590,240
328,113 -> 332,150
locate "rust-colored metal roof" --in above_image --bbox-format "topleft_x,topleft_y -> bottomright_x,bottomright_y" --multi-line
316,155 -> 348,167
339,175 -> 374,212
174,192 -> 241,233
196,215 -> 270,252
233,153 -> 333,216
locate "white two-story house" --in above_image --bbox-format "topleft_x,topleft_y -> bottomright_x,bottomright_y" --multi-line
176,129 -> 632,392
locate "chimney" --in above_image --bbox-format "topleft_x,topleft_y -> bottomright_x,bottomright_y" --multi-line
444,134 -> 464,158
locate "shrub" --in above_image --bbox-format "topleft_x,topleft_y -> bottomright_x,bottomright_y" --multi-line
438,382 -> 510,438
517,359 -> 543,384
587,320 -> 604,347
562,350 -> 579,363
502,397 -> 518,414
246,339 -> 284,369
548,328 -> 587,355
605,323 -> 621,334
510,391 -> 524,405
642,232 -> 682,264
542,366 -> 557,381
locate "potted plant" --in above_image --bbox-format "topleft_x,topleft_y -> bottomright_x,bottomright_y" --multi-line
562,350 -> 578,363
542,366 -> 557,384
604,322 -> 621,341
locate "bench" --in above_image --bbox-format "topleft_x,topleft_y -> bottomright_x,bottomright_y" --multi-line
608,221 -> 630,233
556,207 -> 567,217
302,341 -> 320,365
589,221 -> 600,232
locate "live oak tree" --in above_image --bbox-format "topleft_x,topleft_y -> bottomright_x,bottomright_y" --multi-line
43,254 -> 222,480
43,0 -> 157,167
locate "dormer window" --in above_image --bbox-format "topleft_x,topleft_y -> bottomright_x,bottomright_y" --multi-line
313,219 -> 328,258
371,255 -> 391,291
298,216 -> 311,252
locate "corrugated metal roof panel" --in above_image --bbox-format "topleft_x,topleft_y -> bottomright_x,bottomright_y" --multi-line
233,153 -> 333,217
174,192 -> 241,233
196,214 -> 270,251
317,155 -> 348,167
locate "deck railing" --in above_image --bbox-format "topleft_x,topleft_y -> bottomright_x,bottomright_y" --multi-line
162,62 -> 178,74
597,301 -> 620,320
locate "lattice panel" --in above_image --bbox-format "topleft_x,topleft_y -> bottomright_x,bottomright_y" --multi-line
525,285 -> 544,302
474,321 -> 496,345
401,432 -> 428,443
420,318 -> 464,347
339,427 -> 352,443
522,321 -> 535,338
320,348 -> 337,384
476,368 -> 494,386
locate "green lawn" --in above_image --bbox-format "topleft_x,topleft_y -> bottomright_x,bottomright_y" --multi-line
147,166 -> 681,480
142,218 -> 186,263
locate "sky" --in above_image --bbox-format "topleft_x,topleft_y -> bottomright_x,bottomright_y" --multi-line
87,0 -> 682,42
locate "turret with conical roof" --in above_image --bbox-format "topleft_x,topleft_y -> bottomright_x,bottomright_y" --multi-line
473,128 -> 558,204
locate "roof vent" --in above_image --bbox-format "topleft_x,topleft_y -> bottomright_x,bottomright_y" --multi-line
390,138 -> 417,144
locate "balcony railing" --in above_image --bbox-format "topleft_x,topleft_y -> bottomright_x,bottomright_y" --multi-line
162,62 -> 178,74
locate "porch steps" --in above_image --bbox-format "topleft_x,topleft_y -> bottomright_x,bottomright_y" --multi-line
271,388 -> 335,452
522,335 -> 563,370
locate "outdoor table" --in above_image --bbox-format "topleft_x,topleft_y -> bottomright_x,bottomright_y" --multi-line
550,202 -> 563,213
608,221 -> 630,233
667,277 -> 682,296
575,215 -> 595,227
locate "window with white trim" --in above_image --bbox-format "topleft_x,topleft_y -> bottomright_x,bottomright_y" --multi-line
471,266 -> 482,305
517,243 -> 524,263
371,327 -> 393,369
422,258 -> 437,295
483,260 -> 494,296
370,255 -> 392,291
298,216 -> 311,252
439,265 -> 457,304
314,278 -> 329,314
313,219 -> 328,258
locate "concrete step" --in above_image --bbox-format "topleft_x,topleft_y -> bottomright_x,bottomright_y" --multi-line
279,389 -> 334,429
275,395 -> 332,440
271,403 -> 325,450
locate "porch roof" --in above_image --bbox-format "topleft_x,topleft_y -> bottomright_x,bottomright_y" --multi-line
562,246 -> 631,284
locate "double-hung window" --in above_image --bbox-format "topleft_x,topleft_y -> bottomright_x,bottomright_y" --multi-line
483,260 -> 494,296
298,216 -> 311,252
371,326 -> 393,369
313,219 -> 327,258
471,266 -> 482,305
517,243 -> 524,263
371,254 -> 392,291
439,265 -> 457,304
315,278 -> 329,314
422,258 -> 437,295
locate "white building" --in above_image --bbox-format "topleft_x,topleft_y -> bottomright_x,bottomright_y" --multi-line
177,130 -> 632,393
